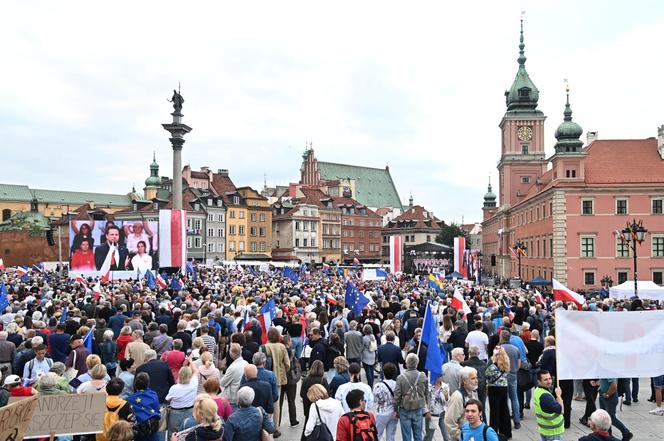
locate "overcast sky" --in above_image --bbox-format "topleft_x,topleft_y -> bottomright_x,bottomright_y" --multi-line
3,1 -> 663,223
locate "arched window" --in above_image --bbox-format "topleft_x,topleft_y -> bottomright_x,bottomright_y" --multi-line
1,209 -> 10,222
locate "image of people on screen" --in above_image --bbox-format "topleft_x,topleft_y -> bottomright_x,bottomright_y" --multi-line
94,224 -> 129,270
70,221 -> 96,255
70,238 -> 96,271
124,220 -> 156,254
129,240 -> 153,273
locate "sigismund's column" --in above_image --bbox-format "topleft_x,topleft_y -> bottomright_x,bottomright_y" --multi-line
162,88 -> 192,210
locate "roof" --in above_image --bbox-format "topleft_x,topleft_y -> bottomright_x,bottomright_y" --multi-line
211,173 -> 238,204
317,162 -> 402,210
0,184 -> 33,201
386,205 -> 441,230
0,183 -> 132,207
375,207 -> 392,216
584,138 -> 664,184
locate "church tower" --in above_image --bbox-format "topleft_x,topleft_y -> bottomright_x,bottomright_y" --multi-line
143,151 -> 161,200
498,18 -> 548,207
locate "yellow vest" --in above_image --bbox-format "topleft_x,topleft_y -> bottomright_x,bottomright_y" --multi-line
533,386 -> 564,436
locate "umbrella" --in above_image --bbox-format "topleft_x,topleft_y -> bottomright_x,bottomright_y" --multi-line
528,276 -> 551,286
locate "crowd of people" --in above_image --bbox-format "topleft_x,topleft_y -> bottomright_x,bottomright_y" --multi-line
0,263 -> 661,441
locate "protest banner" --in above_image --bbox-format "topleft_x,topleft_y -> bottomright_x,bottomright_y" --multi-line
10,393 -> 105,438
556,309 -> 664,380
0,395 -> 38,441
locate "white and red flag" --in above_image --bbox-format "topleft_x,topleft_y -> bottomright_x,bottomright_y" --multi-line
534,289 -> 547,305
552,278 -> 585,308
454,237 -> 467,279
258,299 -> 276,344
92,280 -> 102,300
451,287 -> 471,315
156,274 -> 168,289
159,209 -> 186,271
389,236 -> 402,273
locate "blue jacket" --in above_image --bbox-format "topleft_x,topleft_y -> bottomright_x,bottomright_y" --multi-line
240,378 -> 273,414
109,313 -> 128,337
223,406 -> 275,441
377,342 -> 405,367
48,332 -> 70,363
257,368 -> 278,402
509,335 -> 528,362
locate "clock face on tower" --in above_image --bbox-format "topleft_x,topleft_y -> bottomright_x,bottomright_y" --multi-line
517,126 -> 533,142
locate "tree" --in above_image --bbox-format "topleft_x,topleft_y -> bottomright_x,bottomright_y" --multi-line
435,222 -> 469,248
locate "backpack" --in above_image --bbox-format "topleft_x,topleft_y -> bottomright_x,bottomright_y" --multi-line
261,345 -> 274,370
402,372 -> 425,404
97,400 -> 126,441
344,411 -> 378,441
27,357 -> 53,379
461,424 -> 507,441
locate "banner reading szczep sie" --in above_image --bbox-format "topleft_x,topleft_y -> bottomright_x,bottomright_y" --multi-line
556,309 -> 664,380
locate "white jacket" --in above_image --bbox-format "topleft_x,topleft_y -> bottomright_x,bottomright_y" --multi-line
304,397 -> 344,439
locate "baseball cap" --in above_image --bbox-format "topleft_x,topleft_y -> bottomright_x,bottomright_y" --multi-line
3,375 -> 20,386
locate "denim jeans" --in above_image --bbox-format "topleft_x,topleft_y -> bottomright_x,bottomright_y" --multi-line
291,336 -> 303,359
363,363 -> 375,387
399,408 -> 424,441
540,434 -> 563,441
375,411 -> 398,441
599,393 -> 630,438
168,407 -> 193,436
507,373 -> 520,424
423,416 -> 451,441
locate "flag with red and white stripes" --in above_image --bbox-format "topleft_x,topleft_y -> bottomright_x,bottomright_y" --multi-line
454,237 -> 467,279
389,236 -> 402,274
552,278 -> 585,308
159,209 -> 186,271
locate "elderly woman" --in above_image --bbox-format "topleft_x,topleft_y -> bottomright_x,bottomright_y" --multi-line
300,359 -> 329,421
116,326 -> 133,362
36,372 -> 68,395
99,330 -> 118,377
196,351 -> 220,395
77,363 -> 109,394
165,357 -> 199,436
304,383 -> 344,439
224,386 -> 276,441
361,324 -> 378,387
486,346 -> 511,439
328,356 -> 350,397
171,397 -> 224,441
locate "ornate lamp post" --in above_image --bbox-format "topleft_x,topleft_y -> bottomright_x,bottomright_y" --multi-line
512,240 -> 527,280
622,219 -> 647,298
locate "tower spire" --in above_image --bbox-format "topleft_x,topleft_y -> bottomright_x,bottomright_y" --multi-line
563,79 -> 572,121
518,11 -> 526,67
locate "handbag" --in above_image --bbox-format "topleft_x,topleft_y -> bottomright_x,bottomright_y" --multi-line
305,403 -> 334,441
64,348 -> 78,380
287,352 -> 302,384
517,368 -> 535,391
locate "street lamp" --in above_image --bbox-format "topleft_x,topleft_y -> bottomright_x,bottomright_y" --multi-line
512,240 -> 527,280
622,219 -> 648,298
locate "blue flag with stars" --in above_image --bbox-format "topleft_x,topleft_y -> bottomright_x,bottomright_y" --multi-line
345,282 -> 370,315
0,283 -> 9,312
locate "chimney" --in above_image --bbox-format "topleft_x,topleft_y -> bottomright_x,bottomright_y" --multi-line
586,131 -> 598,145
218,169 -> 229,177
200,166 -> 210,173
658,125 -> 664,160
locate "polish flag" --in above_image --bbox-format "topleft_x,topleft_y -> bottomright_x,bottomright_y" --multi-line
451,287 -> 471,315
98,243 -> 118,282
324,293 -> 337,305
0,259 -> 5,270
75,275 -> 88,288
258,299 -> 276,344
389,236 -> 402,273
534,289 -> 547,305
156,274 -> 168,289
552,279 -> 584,308
92,281 -> 102,300
159,209 -> 187,271
16,266 -> 28,277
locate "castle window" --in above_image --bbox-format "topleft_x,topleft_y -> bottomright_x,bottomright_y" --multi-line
521,176 -> 530,183
521,145 -> 529,155
518,88 -> 530,98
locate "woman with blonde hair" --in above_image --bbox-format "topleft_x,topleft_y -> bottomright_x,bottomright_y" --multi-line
172,396 -> 224,440
196,351 -> 220,395
165,356 -> 199,437
304,383 -> 344,439
485,346 -> 511,439
106,420 -> 134,441
190,337 -> 204,363
77,363 -> 109,394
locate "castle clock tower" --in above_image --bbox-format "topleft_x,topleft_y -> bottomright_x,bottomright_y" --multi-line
498,18 -> 548,207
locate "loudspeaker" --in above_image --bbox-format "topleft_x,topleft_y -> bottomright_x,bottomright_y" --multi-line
491,254 -> 496,266
46,229 -> 55,246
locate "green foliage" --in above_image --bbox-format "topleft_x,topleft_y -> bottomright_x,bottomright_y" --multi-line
435,222 -> 469,248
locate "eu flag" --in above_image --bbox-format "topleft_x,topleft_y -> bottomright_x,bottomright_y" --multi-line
345,282 -> 370,315
0,284 -> 9,312
422,302 -> 444,384
145,270 -> 156,290
283,267 -> 299,283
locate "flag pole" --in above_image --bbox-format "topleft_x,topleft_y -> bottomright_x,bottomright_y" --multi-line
554,306 -> 560,389
417,301 -> 429,356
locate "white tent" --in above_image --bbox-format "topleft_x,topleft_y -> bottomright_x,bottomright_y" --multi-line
609,280 -> 664,300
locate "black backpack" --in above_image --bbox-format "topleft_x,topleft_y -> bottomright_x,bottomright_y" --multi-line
260,345 -> 274,370
305,403 -> 334,441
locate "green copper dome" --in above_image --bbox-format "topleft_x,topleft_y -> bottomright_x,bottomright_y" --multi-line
483,179 -> 497,208
145,152 -> 161,187
504,19 -> 542,115
554,89 -> 583,153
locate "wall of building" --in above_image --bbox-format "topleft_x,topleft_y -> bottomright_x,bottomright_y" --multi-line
0,230 -> 65,266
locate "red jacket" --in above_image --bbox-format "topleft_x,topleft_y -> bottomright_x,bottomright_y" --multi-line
336,411 -> 377,441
